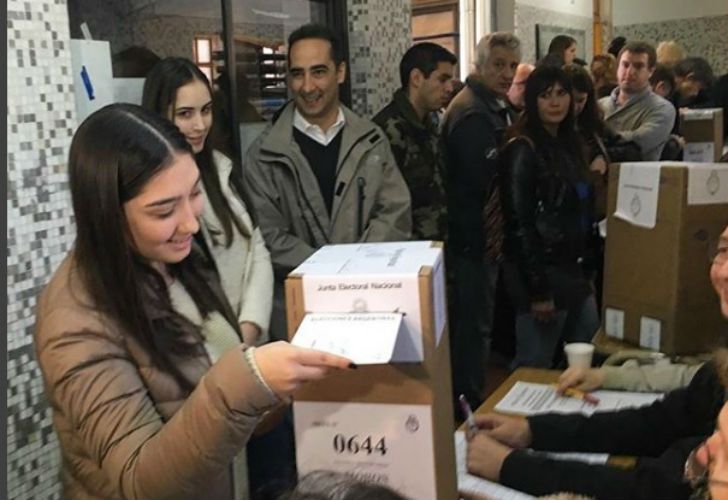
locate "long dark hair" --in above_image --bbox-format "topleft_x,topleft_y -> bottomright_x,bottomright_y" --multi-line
69,103 -> 239,392
142,57 -> 251,246
506,65 -> 586,173
563,64 -> 605,138
548,35 -> 577,57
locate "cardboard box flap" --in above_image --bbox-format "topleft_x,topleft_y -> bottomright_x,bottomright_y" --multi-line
292,241 -> 441,276
681,109 -> 724,162
680,108 -> 724,121
291,312 -> 423,364
289,242 -> 446,361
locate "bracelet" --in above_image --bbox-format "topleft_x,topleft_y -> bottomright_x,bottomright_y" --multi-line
244,346 -> 280,401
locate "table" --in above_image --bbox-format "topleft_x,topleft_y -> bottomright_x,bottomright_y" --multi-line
463,367 -> 636,468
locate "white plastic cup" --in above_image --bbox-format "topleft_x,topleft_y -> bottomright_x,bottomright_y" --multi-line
564,342 -> 595,368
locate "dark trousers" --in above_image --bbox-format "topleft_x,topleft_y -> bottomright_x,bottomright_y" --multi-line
450,254 -> 498,409
247,409 -> 297,500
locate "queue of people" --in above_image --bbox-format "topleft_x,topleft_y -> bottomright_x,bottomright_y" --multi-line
31,19 -> 728,500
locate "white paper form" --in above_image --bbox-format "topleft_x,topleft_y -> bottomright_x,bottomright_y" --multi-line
684,142 -> 715,163
455,431 -> 535,500
494,382 -> 662,416
456,432 -> 608,500
291,312 -> 418,364
687,163 -> 728,205
614,163 -> 662,229
295,402 -> 436,499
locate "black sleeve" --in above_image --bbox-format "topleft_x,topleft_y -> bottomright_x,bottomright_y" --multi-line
602,126 -> 643,163
446,114 -> 500,198
528,362 -> 722,456
500,436 -> 699,499
445,114 -> 500,255
498,138 -> 552,302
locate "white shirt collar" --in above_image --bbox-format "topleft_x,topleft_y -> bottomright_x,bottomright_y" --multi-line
293,107 -> 346,146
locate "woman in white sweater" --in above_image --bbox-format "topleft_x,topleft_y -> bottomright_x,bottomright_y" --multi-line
142,57 -> 273,346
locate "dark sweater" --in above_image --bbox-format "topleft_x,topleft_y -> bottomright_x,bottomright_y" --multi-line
500,362 -> 723,499
293,128 -> 343,215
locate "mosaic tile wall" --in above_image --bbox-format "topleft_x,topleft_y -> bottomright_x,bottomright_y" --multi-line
514,2 -> 593,65
347,0 -> 411,118
615,15 -> 728,76
7,0 -> 77,498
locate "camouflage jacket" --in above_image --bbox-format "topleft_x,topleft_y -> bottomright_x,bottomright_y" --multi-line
373,89 -> 448,242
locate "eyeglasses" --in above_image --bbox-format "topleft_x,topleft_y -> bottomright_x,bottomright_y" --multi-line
684,440 -> 728,488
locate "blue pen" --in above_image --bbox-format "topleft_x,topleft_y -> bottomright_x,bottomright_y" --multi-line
80,65 -> 95,101
458,394 -> 478,440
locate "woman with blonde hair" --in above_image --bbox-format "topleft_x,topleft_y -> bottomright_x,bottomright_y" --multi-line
656,40 -> 686,67
590,53 -> 617,98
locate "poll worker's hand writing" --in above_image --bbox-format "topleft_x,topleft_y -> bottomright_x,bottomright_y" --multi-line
467,432 -> 513,481
253,341 -> 355,398
531,299 -> 556,323
474,413 -> 532,449
557,366 -> 606,394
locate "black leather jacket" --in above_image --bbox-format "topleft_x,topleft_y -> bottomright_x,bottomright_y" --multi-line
443,76 -> 515,257
498,136 -> 592,305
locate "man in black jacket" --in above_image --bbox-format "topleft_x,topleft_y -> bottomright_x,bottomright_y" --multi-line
442,32 -> 521,410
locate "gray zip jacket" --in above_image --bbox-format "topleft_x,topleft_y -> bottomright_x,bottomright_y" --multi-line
598,87 -> 676,161
244,102 -> 412,278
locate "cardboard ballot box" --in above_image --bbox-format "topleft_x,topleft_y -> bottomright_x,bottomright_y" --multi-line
285,241 -> 456,500
681,108 -> 724,162
602,162 -> 728,355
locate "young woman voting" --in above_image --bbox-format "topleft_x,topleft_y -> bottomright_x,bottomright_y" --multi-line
34,104 -> 353,500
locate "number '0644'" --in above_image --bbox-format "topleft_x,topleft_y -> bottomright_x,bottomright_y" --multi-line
332,434 -> 387,456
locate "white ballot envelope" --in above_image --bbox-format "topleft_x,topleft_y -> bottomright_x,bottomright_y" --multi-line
291,312 -> 421,364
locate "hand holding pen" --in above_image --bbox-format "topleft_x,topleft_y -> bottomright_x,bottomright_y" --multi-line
551,383 -> 600,406
459,394 -> 478,440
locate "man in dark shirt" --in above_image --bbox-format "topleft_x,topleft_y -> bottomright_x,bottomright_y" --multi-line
442,32 -> 521,409
373,42 -> 456,242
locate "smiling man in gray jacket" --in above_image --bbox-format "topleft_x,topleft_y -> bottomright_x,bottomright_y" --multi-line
598,41 -> 676,161
244,24 -> 412,341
